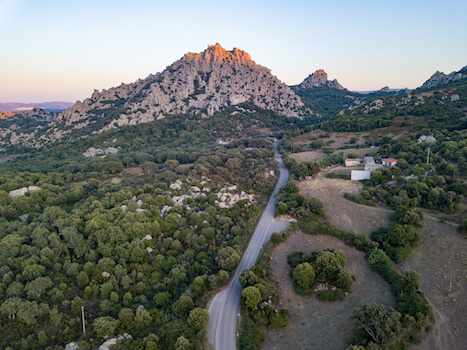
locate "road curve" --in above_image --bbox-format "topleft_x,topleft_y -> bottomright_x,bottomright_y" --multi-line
207,140 -> 290,350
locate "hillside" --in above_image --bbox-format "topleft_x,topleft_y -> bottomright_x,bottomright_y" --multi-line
291,70 -> 400,118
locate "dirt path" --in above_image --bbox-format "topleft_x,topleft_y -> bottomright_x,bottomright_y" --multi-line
263,232 -> 396,350
401,216 -> 467,350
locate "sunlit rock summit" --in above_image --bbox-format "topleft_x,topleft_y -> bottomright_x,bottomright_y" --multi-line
58,43 -> 307,132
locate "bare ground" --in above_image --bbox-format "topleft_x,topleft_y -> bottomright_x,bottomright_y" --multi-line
263,232 -> 396,350
290,151 -> 327,163
401,216 -> 467,350
298,177 -> 392,235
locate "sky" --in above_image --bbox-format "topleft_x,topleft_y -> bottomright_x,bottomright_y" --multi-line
1,0 -> 466,103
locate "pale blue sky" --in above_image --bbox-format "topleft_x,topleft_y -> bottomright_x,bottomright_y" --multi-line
1,0 -> 466,102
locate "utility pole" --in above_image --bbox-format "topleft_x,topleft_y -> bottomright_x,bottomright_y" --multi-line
426,146 -> 431,164
81,306 -> 86,335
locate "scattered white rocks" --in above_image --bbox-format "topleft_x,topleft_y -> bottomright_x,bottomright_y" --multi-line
98,334 -> 133,350
65,342 -> 79,350
161,205 -> 173,216
83,147 -> 119,158
417,135 -> 437,144
215,187 -> 255,209
9,186 -> 42,199
142,235 -> 153,242
451,94 -> 460,102
363,99 -> 383,114
169,179 -> 183,190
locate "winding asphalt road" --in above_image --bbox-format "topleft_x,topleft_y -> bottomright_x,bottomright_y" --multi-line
207,140 -> 290,350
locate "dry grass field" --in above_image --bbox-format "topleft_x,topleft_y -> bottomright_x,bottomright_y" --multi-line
290,150 -> 327,163
298,177 -> 392,235
263,232 -> 396,350
402,217 -> 467,350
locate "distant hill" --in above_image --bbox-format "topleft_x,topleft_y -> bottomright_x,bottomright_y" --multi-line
419,66 -> 467,90
0,101 -> 73,112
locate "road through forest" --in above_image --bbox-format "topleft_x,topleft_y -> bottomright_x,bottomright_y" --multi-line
207,140 -> 290,350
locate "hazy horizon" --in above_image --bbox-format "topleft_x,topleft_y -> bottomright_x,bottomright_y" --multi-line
1,0 -> 466,103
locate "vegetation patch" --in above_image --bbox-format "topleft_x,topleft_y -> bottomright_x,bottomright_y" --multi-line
288,248 -> 354,301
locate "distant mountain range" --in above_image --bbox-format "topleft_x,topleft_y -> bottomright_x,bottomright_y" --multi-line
0,101 -> 73,112
0,43 -> 465,149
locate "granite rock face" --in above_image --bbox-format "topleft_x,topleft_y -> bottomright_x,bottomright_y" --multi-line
298,69 -> 344,90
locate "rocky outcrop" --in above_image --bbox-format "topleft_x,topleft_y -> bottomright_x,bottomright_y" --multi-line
378,86 -> 390,93
83,147 -> 119,158
298,69 -> 344,90
0,112 -> 16,119
420,66 -> 467,89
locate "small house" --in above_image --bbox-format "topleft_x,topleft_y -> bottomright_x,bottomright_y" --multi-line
345,158 -> 363,167
363,156 -> 375,164
382,158 -> 398,167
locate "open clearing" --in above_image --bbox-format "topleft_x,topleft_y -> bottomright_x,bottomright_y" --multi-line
263,232 -> 396,350
298,176 -> 392,235
290,147 -> 378,164
290,150 -> 327,163
401,217 -> 467,350
293,173 -> 467,349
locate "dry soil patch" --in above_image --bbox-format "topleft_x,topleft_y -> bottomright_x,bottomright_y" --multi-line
263,231 -> 396,350
298,177 -> 392,235
401,216 -> 467,350
290,151 -> 327,163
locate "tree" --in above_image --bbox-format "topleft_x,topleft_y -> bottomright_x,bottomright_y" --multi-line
118,308 -> 135,329
238,269 -> 259,288
172,295 -> 194,317
350,302 -> 403,347
188,307 -> 210,331
336,270 -> 353,292
242,286 -> 261,309
217,246 -> 241,271
316,249 -> 346,281
293,262 -> 315,289
134,309 -> 153,332
93,316 -> 120,339
25,276 -> 53,299
403,271 -> 420,293
175,336 -> 191,350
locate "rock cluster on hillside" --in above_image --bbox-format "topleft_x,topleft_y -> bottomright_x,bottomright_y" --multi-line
298,69 -> 344,90
421,66 -> 467,89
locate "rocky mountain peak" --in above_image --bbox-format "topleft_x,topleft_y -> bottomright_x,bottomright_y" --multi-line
421,66 -> 466,89
55,43 -> 308,135
298,69 -> 344,90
